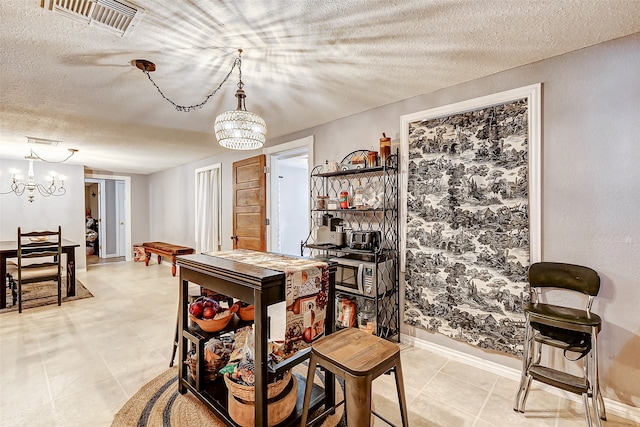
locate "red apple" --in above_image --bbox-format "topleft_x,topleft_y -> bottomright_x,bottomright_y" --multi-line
202,306 -> 215,319
302,327 -> 313,343
189,301 -> 204,318
203,299 -> 221,314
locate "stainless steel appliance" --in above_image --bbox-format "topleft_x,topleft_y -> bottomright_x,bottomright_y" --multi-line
317,226 -> 346,246
330,254 -> 394,297
316,214 -> 346,246
349,230 -> 381,251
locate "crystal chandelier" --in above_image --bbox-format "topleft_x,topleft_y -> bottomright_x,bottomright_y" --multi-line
135,49 -> 267,150
1,148 -> 77,203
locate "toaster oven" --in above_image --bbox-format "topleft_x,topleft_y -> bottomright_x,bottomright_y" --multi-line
349,230 -> 381,251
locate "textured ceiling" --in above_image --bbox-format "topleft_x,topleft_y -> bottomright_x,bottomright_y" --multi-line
1,0 -> 639,174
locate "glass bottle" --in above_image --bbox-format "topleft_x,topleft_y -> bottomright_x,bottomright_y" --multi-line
358,300 -> 376,334
354,178 -> 364,209
379,133 -> 391,166
339,180 -> 349,209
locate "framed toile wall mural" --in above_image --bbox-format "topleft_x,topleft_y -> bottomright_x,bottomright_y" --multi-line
400,84 -> 541,356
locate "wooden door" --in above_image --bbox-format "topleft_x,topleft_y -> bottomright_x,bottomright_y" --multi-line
232,154 -> 267,251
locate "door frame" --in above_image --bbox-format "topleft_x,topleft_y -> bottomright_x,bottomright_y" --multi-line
84,178 -> 106,258
85,173 -> 132,261
115,180 -> 126,257
264,135 -> 314,254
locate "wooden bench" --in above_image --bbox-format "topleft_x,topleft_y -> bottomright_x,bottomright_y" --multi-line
142,242 -> 194,276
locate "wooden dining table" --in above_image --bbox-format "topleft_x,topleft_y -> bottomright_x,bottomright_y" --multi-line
0,239 -> 80,309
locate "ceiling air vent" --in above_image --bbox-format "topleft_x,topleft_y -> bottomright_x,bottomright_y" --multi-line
26,136 -> 62,146
46,0 -> 144,37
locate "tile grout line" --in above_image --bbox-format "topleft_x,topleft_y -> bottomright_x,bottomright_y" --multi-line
411,355 -> 450,399
75,272 -> 142,401
471,375 -> 500,427
36,307 -> 68,419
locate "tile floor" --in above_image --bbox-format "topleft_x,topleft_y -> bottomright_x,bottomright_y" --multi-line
0,261 -> 637,426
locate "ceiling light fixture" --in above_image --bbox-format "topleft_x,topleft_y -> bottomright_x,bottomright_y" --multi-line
134,49 -> 266,150
1,148 -> 78,203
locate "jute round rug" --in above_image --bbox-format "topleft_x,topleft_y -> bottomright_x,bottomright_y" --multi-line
1,279 -> 93,314
112,364 -> 345,427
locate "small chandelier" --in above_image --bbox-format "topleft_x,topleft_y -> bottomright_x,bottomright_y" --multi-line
135,49 -> 267,150
1,148 -> 77,203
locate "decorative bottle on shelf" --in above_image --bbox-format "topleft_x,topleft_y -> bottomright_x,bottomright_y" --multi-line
339,180 -> 349,209
358,300 -> 376,335
354,179 -> 364,210
380,133 -> 391,166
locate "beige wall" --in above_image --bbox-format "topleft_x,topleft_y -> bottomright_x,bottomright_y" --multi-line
0,159 -> 86,270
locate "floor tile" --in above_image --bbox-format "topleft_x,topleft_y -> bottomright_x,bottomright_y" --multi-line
0,260 -> 637,427
423,371 -> 491,417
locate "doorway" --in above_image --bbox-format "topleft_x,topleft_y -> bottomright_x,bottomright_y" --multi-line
84,174 -> 132,265
84,179 -> 105,264
266,136 -> 314,256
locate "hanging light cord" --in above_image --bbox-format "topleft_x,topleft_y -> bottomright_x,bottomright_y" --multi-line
140,51 -> 243,112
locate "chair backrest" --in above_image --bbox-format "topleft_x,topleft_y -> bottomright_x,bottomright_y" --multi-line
528,262 -> 600,297
17,226 -> 62,284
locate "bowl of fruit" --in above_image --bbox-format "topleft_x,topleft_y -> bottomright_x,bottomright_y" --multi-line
233,301 -> 254,322
189,297 -> 238,333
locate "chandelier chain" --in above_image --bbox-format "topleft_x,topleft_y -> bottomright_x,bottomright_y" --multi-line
29,150 -> 77,164
142,57 -> 241,112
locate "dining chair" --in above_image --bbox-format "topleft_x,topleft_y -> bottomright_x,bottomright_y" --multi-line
17,226 -> 63,313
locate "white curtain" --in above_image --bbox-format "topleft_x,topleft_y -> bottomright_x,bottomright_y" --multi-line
195,166 -> 220,254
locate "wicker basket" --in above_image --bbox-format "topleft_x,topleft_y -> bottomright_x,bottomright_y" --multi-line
228,375 -> 297,427
224,370 -> 292,402
185,350 -> 227,382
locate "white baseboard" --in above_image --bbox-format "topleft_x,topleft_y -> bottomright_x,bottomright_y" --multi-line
401,334 -> 640,423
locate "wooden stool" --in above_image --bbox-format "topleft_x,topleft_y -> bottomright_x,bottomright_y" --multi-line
300,328 -> 409,427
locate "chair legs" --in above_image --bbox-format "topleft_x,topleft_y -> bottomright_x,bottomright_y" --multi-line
301,350 -> 409,427
170,300 -> 180,367
393,360 -> 409,427
6,274 -> 18,306
18,277 -> 22,313
581,393 -> 593,427
590,331 -> 606,421
343,372 -> 372,427
300,354 -> 318,427
514,321 -> 605,427
15,277 -> 64,313
514,318 -> 534,411
598,391 -> 606,420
